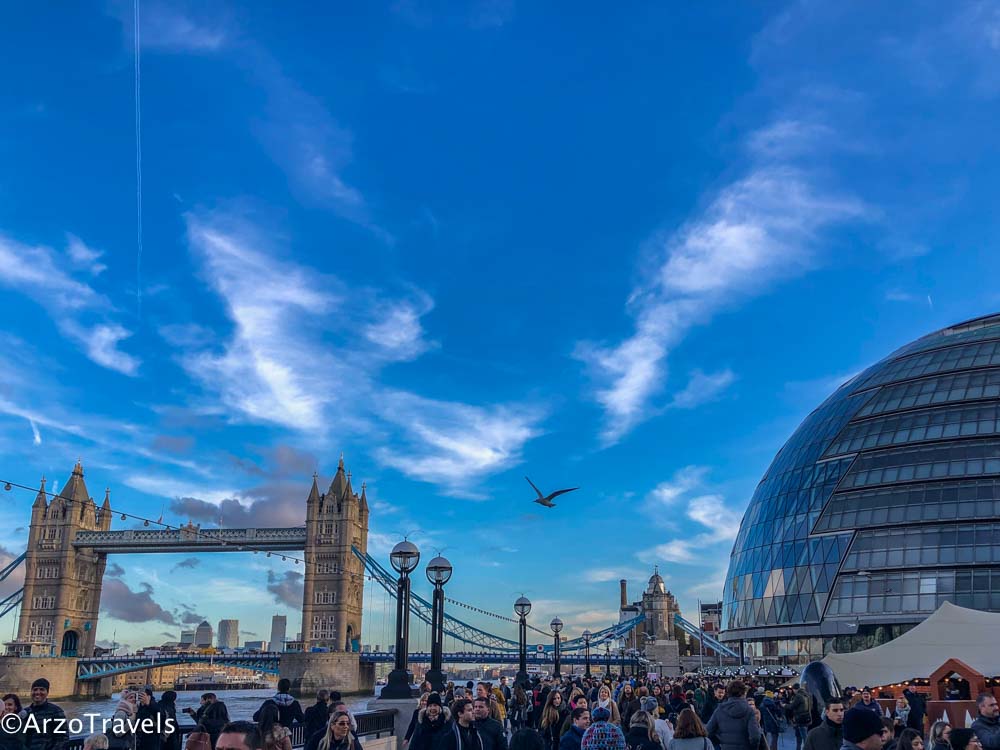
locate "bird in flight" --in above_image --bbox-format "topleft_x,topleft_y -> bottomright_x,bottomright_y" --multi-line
525,476 -> 579,507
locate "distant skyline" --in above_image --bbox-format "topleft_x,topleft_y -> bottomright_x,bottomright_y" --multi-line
2,2 -> 1000,650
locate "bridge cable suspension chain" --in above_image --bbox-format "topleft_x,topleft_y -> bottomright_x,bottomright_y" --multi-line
0,588 -> 24,619
673,614 -> 741,660
444,596 -> 551,637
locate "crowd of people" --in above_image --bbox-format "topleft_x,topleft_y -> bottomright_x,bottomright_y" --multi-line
4,671 -> 1000,750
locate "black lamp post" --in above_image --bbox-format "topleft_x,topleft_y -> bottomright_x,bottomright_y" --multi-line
604,642 -> 611,677
425,555 -> 452,693
582,629 -> 592,679
618,645 -> 625,678
514,596 -> 531,688
550,617 -> 563,679
382,540 -> 420,699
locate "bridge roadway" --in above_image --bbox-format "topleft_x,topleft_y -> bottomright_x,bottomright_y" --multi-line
72,527 -> 307,553
77,651 -> 644,680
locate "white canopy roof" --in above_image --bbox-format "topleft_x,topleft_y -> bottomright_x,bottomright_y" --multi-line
822,601 -> 1000,688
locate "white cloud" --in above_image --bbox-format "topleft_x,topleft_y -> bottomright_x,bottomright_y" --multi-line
66,234 -> 107,275
686,494 -> 741,542
583,568 -> 649,584
576,134 -> 869,445
670,369 -> 736,409
122,474 -> 238,505
108,1 -> 228,52
0,233 -> 138,374
29,419 -> 41,446
170,210 -> 542,494
374,391 -> 544,496
647,465 -> 709,507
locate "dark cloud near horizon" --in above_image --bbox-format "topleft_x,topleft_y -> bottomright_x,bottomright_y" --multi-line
101,579 -> 177,625
172,557 -> 200,571
240,630 -> 257,636
0,544 -> 25,598
161,631 -> 175,638
266,570 -> 303,607
171,482 -> 310,528
180,611 -> 205,625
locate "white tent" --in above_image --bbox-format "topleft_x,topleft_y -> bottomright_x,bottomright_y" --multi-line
822,601 -> 1000,688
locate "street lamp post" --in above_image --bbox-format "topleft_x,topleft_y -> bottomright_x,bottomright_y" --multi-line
604,642 -> 611,677
618,645 -> 625,678
514,596 -> 532,689
582,629 -> 592,679
550,617 -> 563,679
382,540 -> 420,699
425,555 -> 452,693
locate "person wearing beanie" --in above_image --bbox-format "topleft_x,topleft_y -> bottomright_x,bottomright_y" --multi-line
949,729 -> 983,750
410,693 -> 452,750
107,690 -> 138,750
842,706 -> 886,750
857,691 -> 882,717
24,679 -> 66,750
759,692 -> 783,750
640,698 -> 673,748
582,719 -> 626,750
803,697 -> 844,750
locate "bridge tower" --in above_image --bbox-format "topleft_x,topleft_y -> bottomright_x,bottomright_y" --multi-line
11,463 -> 111,658
301,456 -> 369,652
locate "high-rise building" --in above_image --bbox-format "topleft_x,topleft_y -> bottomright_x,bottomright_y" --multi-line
179,630 -> 195,646
722,312 -> 1000,663
217,619 -> 239,650
269,615 -> 287,652
194,620 -> 213,648
244,640 -> 268,652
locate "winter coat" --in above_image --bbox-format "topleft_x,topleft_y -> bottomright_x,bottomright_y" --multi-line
759,700 -> 782,736
24,702 -> 67,750
304,730 -> 362,750
803,719 -> 843,750
135,700 -> 164,750
541,709 -> 570,750
159,698 -> 180,750
902,692 -> 925,733
621,699 -> 641,731
701,697 -> 721,726
972,715 -> 1000,750
0,719 -> 25,750
787,693 -> 811,728
409,708 -> 452,750
194,701 -> 230,742
255,695 -> 304,729
560,726 -> 586,750
439,722 -> 484,750
669,739 -> 712,750
625,727 -> 661,750
305,702 -> 331,741
475,719 -> 506,750
856,701 -> 882,717
705,699 -> 762,750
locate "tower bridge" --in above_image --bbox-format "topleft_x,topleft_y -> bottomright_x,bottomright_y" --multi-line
0,458 -> 730,699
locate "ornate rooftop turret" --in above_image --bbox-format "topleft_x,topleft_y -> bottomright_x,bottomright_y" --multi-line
32,477 -> 47,509
329,454 -> 349,499
307,473 -> 321,504
359,482 -> 368,515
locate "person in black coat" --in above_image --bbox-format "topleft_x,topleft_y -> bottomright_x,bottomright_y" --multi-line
304,691 -> 332,743
409,694 -> 452,750
473,698 -> 508,750
135,690 -> 164,750
625,713 -> 660,750
159,691 -> 180,750
902,689 -> 926,735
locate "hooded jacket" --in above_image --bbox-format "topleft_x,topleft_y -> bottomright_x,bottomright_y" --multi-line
410,707 -> 452,750
440,721 -> 484,750
705,699 -> 762,750
255,695 -> 305,729
560,725 -> 586,750
22,701 -> 65,750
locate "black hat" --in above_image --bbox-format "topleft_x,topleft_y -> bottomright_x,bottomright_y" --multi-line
31,678 -> 49,691
427,692 -> 443,707
950,729 -> 977,750
843,706 -> 885,744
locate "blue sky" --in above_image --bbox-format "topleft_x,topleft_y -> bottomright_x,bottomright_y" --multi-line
1,0 -> 999,651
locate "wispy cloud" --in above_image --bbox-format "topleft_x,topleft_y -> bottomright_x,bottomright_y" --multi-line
66,234 -> 107,275
576,126 -> 869,445
0,232 -> 138,375
670,369 -> 736,409
646,465 -> 709,507
108,0 -> 229,52
166,209 -> 542,494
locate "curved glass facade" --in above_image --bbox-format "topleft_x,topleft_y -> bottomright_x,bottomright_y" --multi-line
721,313 -> 1000,662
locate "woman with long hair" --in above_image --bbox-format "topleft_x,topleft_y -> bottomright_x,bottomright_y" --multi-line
930,722 -> 952,750
596,685 -> 623,726
510,686 -> 530,732
540,690 -> 568,750
258,701 -> 292,750
668,709 -> 710,750
898,729 -> 925,750
317,711 -> 362,750
626,711 -> 662,750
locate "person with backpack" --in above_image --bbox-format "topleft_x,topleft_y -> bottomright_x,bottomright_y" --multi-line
758,693 -> 783,750
786,684 -> 812,750
705,682 -> 761,750
254,680 -> 304,729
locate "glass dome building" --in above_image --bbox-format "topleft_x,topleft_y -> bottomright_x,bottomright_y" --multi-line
720,313 -> 1000,663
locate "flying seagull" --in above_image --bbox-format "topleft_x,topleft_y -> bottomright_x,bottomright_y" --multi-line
525,476 -> 579,507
